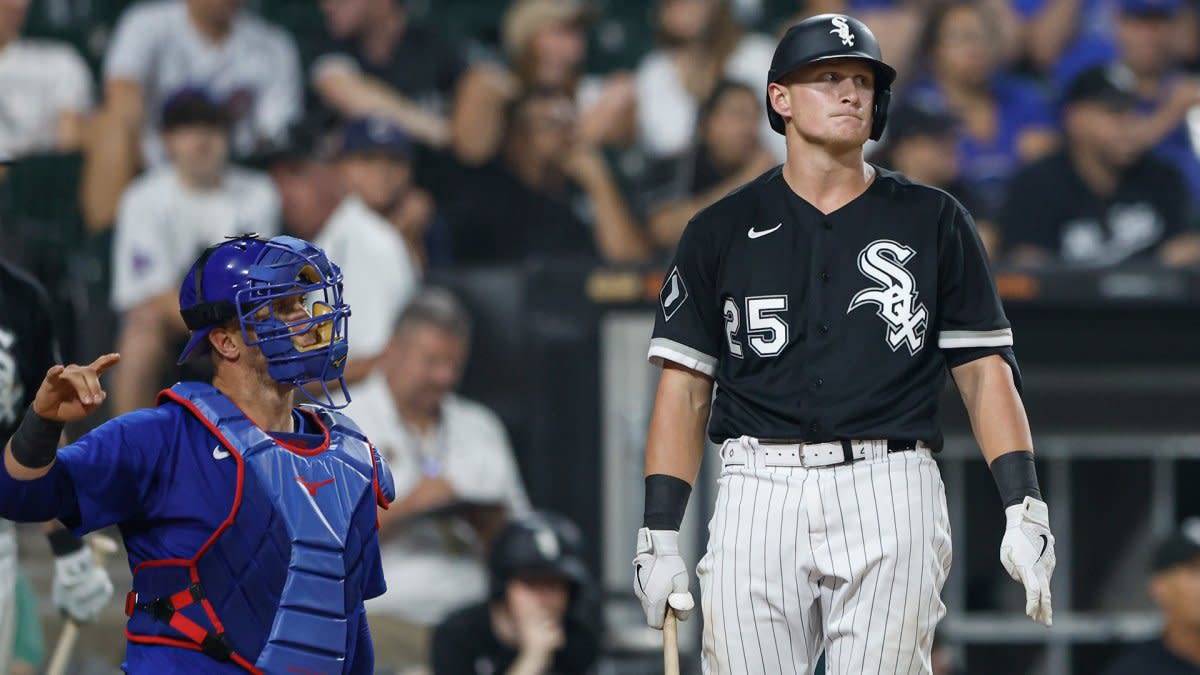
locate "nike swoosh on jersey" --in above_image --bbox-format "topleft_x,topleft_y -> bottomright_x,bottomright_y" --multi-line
212,446 -> 231,460
747,223 -> 783,239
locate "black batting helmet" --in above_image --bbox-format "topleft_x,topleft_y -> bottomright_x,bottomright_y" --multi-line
766,13 -> 897,140
488,512 -> 590,601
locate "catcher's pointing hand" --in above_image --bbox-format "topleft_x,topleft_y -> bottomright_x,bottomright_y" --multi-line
33,353 -> 121,423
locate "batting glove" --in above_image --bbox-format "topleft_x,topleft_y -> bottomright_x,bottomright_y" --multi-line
52,545 -> 114,622
1000,496 -> 1055,627
633,528 -> 694,629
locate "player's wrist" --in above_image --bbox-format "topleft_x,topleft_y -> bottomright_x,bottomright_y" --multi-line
990,450 -> 1042,508
643,474 -> 692,531
46,528 -> 85,557
10,404 -> 64,470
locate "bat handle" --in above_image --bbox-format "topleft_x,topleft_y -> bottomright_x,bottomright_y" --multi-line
663,609 -> 680,675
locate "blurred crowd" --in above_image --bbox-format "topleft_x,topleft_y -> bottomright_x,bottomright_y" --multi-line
3,0 -> 1200,673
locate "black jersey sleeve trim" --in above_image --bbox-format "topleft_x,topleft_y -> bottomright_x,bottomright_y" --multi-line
937,328 -> 1013,349
647,338 -> 718,377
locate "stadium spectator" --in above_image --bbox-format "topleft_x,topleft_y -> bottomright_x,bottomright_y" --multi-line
109,88 -> 280,413
874,100 -> 1000,258
0,0 -> 93,159
256,116 -> 347,243
81,0 -> 301,232
431,512 -> 598,675
999,65 -> 1200,266
311,0 -> 463,152
1111,0 -> 1200,200
445,88 -> 652,264
641,80 -> 777,250
1103,518 -> 1200,675
348,288 -> 530,670
451,0 -> 635,166
1016,0 -> 1122,77
635,0 -> 782,161
322,117 -> 420,384
907,1 -> 1059,215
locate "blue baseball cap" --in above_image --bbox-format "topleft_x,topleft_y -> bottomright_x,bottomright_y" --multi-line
337,117 -> 412,160
160,86 -> 232,131
1120,0 -> 1180,17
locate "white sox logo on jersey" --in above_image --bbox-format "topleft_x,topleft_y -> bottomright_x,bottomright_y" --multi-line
0,327 -> 22,428
847,240 -> 928,354
830,16 -> 855,46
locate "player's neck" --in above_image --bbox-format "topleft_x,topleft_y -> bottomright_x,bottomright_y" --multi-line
212,373 -> 296,434
781,149 -> 873,214
1162,621 -> 1200,666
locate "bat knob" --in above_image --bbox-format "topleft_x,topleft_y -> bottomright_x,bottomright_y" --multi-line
668,593 -> 694,612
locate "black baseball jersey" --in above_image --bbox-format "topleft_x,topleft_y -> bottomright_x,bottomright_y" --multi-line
0,258 -> 61,440
649,165 -> 1012,447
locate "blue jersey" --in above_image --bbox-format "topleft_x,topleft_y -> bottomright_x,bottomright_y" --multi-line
0,402 -> 387,673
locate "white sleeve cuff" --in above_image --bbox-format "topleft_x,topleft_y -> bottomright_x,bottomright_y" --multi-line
647,338 -> 718,377
938,328 -> 1014,349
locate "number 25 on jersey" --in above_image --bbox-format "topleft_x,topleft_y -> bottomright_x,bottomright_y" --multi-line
724,296 -> 789,358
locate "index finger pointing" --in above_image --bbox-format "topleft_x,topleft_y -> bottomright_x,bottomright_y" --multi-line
88,353 -> 121,374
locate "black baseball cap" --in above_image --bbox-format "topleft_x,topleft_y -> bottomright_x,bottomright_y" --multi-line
1120,0 -> 1181,17
885,100 -> 961,143
160,87 -> 232,131
1153,518 -> 1200,573
1062,65 -> 1140,110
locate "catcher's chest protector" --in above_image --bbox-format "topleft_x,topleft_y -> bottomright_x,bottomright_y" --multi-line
125,382 -> 387,674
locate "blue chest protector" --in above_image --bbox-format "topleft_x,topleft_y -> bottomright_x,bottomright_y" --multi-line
124,383 -> 394,674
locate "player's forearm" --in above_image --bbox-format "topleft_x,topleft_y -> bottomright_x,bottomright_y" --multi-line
954,354 -> 1034,465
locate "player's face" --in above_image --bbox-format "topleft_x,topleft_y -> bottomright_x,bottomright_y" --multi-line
931,5 -> 994,88
386,325 -> 467,415
1151,558 -> 1200,630
338,153 -> 411,215
702,87 -> 762,168
0,0 -> 30,43
164,124 -> 230,185
774,59 -> 875,149
529,20 -> 586,87
507,575 -> 571,620
1116,15 -> 1175,77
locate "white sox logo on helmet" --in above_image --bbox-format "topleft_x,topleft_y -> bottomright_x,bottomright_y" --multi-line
847,239 -> 928,354
830,16 -> 855,47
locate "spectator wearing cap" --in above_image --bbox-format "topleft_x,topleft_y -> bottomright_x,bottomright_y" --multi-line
0,0 -> 93,159
445,88 -> 652,265
431,512 -> 599,675
999,65 -> 1200,266
256,116 -> 347,244
348,288 -> 531,670
109,87 -> 280,414
80,0 -> 301,232
1103,518 -> 1200,674
450,0 -> 636,166
640,80 -> 777,250
635,0 -> 781,163
875,100 -> 1000,258
311,0 -> 464,153
318,117 -> 421,385
1107,0 -> 1200,201
907,2 -> 1059,217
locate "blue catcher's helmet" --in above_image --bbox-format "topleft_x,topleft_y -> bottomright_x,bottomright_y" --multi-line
177,234 -> 352,408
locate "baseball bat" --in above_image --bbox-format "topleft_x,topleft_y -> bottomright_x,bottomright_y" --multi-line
45,534 -> 119,675
663,592 -> 694,675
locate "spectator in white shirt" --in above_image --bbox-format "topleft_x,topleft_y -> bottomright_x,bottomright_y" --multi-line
110,87 -> 280,413
319,117 -> 422,384
349,287 -> 530,670
81,0 -> 301,233
0,0 -> 93,159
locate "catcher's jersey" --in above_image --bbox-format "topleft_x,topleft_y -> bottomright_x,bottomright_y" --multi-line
648,165 -> 1012,447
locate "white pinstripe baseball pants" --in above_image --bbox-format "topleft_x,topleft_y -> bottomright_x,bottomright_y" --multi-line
698,437 -> 952,675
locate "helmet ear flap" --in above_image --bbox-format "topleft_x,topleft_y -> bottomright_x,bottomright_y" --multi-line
870,85 -> 891,141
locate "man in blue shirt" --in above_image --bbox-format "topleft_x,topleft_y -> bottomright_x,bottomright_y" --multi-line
0,235 -> 394,674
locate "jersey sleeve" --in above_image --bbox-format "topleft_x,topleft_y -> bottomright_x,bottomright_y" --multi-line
103,5 -> 158,84
937,200 -> 1014,350
647,218 -> 723,377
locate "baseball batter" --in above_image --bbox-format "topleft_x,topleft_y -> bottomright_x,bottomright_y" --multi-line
633,15 -> 1056,675
0,235 -> 394,673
